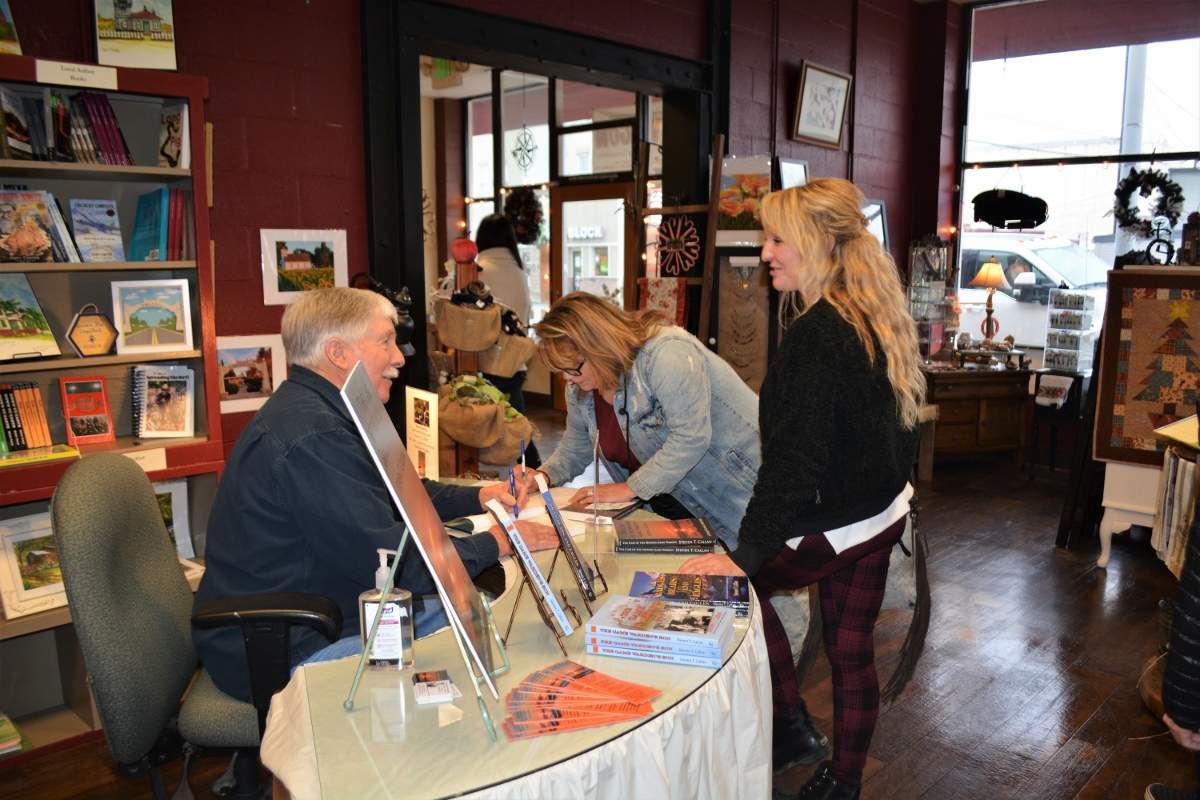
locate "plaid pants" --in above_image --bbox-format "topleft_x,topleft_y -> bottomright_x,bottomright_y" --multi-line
753,516 -> 904,785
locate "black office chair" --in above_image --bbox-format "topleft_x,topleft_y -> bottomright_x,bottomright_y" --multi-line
51,453 -> 341,799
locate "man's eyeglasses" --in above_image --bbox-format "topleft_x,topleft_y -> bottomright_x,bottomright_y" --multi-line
561,361 -> 585,377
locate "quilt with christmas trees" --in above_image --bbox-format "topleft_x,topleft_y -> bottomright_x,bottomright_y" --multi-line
1096,268 -> 1200,466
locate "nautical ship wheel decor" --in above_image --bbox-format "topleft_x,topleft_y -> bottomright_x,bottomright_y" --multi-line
511,126 -> 538,173
656,215 -> 701,276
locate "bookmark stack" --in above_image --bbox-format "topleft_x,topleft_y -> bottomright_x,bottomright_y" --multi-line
501,660 -> 659,741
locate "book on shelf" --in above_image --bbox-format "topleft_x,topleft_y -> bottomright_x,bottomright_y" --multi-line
60,375 -> 116,446
0,85 -> 32,160
0,710 -> 22,755
0,443 -> 79,469
44,89 -> 74,162
628,570 -> 750,617
0,191 -> 56,262
69,198 -> 125,262
20,96 -> 45,161
0,382 -> 51,451
612,517 -> 717,553
158,101 -> 189,169
68,98 -> 99,164
586,594 -> 733,654
132,363 -> 195,439
129,187 -> 170,261
0,1 -> 22,58
0,272 -> 63,361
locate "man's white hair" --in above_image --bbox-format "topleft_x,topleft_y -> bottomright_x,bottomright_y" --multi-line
281,287 -> 397,368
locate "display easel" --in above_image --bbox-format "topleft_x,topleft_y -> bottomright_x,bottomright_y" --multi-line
343,525 -> 511,741
500,541 -> 609,657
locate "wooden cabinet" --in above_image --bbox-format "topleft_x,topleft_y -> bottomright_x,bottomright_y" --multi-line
0,55 -> 219,755
924,368 -> 1030,456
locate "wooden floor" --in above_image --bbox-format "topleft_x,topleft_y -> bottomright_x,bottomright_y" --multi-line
1,409 -> 1196,798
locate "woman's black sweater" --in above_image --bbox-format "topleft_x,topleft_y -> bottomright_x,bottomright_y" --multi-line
728,299 -> 917,576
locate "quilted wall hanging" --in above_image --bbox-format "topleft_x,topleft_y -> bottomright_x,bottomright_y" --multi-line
1096,268 -> 1200,466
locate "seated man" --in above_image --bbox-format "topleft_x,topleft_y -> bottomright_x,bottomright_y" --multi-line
195,287 -> 555,703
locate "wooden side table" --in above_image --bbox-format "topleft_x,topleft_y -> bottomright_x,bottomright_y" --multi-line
923,368 -> 1031,460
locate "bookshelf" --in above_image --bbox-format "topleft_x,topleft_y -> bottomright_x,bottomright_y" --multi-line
0,54 -> 220,757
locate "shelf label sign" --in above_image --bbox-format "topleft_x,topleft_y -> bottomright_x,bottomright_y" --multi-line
123,448 -> 167,474
35,60 -> 118,91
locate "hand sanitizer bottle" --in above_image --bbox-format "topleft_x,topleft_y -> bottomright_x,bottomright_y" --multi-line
359,548 -> 414,669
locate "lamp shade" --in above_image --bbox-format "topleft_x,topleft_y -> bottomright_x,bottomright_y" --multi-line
969,257 -> 1011,291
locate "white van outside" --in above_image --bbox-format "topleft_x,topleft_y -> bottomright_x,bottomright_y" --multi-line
956,232 -> 1110,348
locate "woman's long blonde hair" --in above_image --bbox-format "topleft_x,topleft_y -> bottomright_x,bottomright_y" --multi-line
534,293 -> 670,390
761,178 -> 925,428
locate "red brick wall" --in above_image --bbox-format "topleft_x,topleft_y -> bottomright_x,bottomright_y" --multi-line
10,0 -> 371,448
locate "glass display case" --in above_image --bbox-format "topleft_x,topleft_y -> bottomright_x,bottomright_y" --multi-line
908,237 -> 952,359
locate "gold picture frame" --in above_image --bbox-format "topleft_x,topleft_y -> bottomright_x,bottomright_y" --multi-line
792,61 -> 853,149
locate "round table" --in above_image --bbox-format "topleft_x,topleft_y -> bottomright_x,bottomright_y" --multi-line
259,522 -> 772,799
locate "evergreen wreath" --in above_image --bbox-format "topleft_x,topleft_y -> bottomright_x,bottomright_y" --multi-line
503,187 -> 545,246
1113,167 -> 1186,238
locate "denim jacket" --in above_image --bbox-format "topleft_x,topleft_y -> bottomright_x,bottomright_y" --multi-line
540,327 -> 760,548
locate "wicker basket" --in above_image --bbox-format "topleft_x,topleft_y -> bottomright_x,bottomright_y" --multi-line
480,415 -> 534,465
438,385 -> 505,448
434,299 -> 501,352
478,334 -> 537,378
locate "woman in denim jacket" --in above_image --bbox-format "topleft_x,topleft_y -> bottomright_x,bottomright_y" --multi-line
526,292 -> 759,549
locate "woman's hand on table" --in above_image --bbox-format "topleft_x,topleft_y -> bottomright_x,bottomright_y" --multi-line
568,482 -> 637,507
488,520 -> 561,558
677,552 -> 745,576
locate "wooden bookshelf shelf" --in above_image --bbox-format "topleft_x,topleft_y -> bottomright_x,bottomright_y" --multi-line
0,350 -> 201,375
0,261 -> 196,274
0,159 -> 190,182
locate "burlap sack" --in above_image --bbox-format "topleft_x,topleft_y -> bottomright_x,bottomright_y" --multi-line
480,415 -> 534,465
434,299 -> 501,351
438,385 -> 504,448
478,334 -> 537,378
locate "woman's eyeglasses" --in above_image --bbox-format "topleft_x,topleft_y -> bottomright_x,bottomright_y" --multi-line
561,361 -> 585,377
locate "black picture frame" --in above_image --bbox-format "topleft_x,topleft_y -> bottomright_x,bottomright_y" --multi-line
863,199 -> 888,249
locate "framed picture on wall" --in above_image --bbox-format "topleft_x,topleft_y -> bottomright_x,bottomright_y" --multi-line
792,62 -> 852,148
863,199 -> 888,249
260,229 -> 348,306
110,278 -> 193,355
0,511 -> 67,620
216,333 -> 287,413
775,158 -> 809,190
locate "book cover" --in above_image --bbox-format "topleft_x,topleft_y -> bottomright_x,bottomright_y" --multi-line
0,192 -> 56,262
128,187 -> 169,261
158,101 -> 188,168
0,1 -> 22,56
586,594 -> 731,651
93,93 -> 131,165
0,273 -> 62,360
613,517 -> 716,552
628,570 -> 750,617
484,498 -> 575,637
0,384 -> 26,450
41,192 -> 80,263
586,629 -> 728,659
78,94 -> 112,165
0,86 -> 32,160
558,497 -> 642,518
69,198 -> 125,262
44,89 -> 74,162
95,0 -> 177,72
135,364 -> 194,438
20,97 -> 45,161
68,99 -> 98,163
60,375 -> 115,446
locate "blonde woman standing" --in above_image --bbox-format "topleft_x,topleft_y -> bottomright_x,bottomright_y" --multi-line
681,179 -> 926,800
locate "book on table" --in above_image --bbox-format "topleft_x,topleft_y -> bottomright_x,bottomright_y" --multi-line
628,570 -> 750,617
585,594 -> 733,667
613,517 -> 717,553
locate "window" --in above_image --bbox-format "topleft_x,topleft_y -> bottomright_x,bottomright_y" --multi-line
960,4 -> 1199,347
556,80 -> 635,177
466,96 -> 493,199
501,72 -> 550,187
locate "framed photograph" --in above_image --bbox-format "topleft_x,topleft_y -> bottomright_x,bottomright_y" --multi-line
94,0 -> 176,71
110,278 -> 193,355
0,273 -> 62,362
153,479 -> 193,559
863,199 -> 888,249
0,511 -> 67,620
716,155 -> 771,248
792,62 -> 853,148
776,158 -> 809,190
216,333 -> 287,413
1095,268 -> 1200,466
260,228 -> 348,306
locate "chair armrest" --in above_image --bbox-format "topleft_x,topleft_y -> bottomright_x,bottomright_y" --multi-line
193,592 -> 343,643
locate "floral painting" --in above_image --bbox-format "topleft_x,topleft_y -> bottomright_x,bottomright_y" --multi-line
716,155 -> 771,248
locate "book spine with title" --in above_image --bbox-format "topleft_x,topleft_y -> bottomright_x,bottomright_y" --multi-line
585,641 -> 723,669
585,594 -> 731,650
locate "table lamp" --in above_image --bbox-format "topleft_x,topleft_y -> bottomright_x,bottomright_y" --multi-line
968,256 -> 1010,342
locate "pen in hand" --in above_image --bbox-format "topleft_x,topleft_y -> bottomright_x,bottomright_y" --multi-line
508,467 -> 519,518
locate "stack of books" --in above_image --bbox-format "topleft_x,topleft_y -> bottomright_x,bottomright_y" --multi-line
0,85 -> 134,165
0,382 -> 52,451
0,712 -> 22,756
502,659 -> 659,741
129,187 -> 193,262
613,517 -> 717,554
628,570 -> 750,618
584,594 -> 734,669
